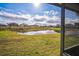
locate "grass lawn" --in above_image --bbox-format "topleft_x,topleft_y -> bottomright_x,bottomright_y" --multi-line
0,31 -> 60,56
65,35 -> 79,48
0,26 -> 61,33
50,28 -> 61,32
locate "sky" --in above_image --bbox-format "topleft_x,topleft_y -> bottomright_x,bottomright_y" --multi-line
65,9 -> 79,24
0,3 -> 78,26
0,3 -> 62,26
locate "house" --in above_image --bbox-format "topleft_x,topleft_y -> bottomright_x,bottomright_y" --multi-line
74,22 -> 79,29
65,24 -> 74,28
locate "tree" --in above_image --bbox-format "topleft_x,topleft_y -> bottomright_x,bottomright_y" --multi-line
74,23 -> 79,29
8,23 -> 18,27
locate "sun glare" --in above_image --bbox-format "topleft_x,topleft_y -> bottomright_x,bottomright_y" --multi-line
33,3 -> 41,7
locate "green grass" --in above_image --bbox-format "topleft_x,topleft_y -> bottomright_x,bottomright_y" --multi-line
65,35 -> 79,48
50,28 -> 61,32
0,26 -> 61,33
0,31 -> 60,56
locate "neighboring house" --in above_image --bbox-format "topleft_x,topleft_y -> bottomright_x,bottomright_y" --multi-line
74,22 -> 79,29
65,24 -> 74,28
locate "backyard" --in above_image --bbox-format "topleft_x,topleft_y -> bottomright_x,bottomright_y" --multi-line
0,29 -> 60,56
65,29 -> 79,48
0,3 -> 61,56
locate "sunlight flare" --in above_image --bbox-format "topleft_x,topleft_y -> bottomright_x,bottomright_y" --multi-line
33,3 -> 41,7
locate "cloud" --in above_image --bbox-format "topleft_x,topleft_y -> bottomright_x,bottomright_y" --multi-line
65,18 -> 79,24
0,7 -> 12,12
33,15 -> 49,22
46,16 -> 61,24
0,8 -> 61,26
0,10 -> 31,20
44,10 -> 58,16
44,11 -> 50,15
46,20 -> 54,23
49,10 -> 58,16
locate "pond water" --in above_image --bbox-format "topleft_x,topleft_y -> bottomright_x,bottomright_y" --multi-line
17,30 -> 58,35
66,31 -> 79,35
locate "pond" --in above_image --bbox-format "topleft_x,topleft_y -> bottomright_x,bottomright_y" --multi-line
66,31 -> 79,35
17,30 -> 58,35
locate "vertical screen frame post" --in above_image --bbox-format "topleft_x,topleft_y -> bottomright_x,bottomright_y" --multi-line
48,3 -> 65,56
61,3 -> 65,56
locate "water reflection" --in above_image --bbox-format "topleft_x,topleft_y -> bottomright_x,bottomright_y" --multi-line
17,30 -> 58,35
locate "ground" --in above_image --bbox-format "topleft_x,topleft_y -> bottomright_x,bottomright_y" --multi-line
65,35 -> 79,48
0,30 -> 60,56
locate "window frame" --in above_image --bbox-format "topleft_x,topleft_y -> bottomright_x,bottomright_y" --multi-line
49,3 -> 79,56
48,3 -> 65,56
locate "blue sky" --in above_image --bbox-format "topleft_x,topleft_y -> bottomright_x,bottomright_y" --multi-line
0,3 -> 78,25
0,3 -> 61,16
65,9 -> 78,20
65,9 -> 79,24
0,3 -> 62,26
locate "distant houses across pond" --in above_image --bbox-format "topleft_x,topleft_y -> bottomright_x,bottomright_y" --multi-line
65,22 -> 79,29
0,22 -> 61,27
